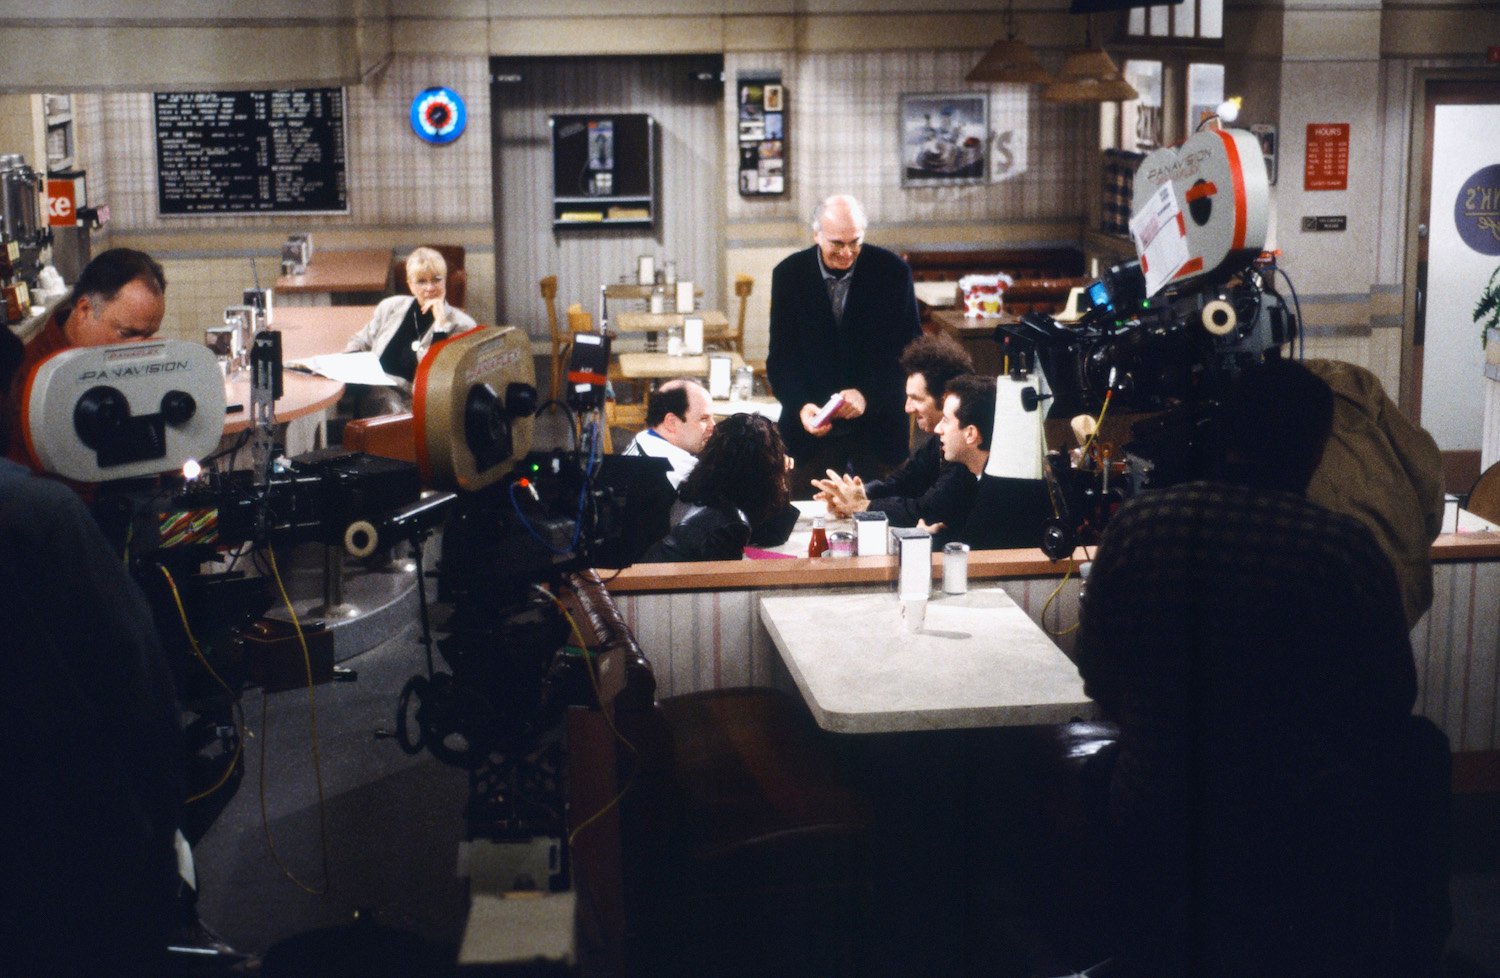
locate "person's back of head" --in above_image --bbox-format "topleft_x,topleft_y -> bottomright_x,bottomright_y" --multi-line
1222,357 -> 1334,495
900,333 -> 973,400
646,378 -> 694,429
677,412 -> 789,526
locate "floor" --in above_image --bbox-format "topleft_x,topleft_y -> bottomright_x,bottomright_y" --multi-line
189,602 -> 1500,978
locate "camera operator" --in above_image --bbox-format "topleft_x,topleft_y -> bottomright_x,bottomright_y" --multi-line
1074,357 -> 1450,977
0,325 -> 185,977
6,247 -> 167,469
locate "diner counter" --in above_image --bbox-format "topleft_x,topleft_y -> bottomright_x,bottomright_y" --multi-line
601,520 -> 1500,754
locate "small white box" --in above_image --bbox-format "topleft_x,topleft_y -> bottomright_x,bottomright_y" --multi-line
676,280 -> 694,312
854,511 -> 889,556
708,354 -> 732,399
683,316 -> 704,355
637,255 -> 655,285
891,527 -> 932,602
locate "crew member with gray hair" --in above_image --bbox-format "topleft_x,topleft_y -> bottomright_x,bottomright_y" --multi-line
767,193 -> 920,496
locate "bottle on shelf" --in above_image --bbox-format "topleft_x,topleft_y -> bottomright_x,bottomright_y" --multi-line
807,516 -> 830,559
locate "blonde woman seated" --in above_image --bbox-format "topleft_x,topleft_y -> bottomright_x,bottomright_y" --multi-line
342,246 -> 476,416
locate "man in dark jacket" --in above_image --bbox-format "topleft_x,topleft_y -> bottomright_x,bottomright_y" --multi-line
1074,358 -> 1450,977
767,194 -> 920,496
812,333 -> 977,528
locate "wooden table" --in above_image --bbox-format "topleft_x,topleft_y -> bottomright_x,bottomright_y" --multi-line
276,248 -> 393,307
615,350 -> 744,380
759,586 -> 1091,734
270,304 -> 375,360
612,309 -> 729,333
222,305 -> 373,444
930,308 -> 1019,378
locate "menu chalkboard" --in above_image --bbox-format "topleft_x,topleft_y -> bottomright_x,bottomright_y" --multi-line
154,89 -> 348,216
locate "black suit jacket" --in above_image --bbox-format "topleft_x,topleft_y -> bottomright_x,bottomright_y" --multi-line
766,244 -> 920,465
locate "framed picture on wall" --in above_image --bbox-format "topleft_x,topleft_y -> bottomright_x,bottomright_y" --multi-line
739,73 -> 787,197
899,92 -> 988,188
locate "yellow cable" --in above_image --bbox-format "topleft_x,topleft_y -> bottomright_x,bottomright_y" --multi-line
531,584 -> 639,850
158,565 -> 246,804
1077,389 -> 1113,461
254,545 -> 331,896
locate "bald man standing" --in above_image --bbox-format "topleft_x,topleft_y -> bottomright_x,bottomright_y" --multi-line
767,194 -> 920,496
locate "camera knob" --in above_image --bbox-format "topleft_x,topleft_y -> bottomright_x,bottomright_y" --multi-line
160,390 -> 197,426
73,385 -> 130,450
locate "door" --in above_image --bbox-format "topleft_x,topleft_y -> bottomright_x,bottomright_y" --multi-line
1413,81 -> 1500,489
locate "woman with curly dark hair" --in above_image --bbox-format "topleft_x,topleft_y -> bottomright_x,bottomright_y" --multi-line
643,412 -> 793,562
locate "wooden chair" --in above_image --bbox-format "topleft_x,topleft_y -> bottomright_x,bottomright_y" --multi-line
542,275 -> 566,402
1467,461 -> 1500,524
705,273 -> 752,357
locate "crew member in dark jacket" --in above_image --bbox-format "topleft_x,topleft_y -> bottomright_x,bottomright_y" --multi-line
812,333 -> 976,528
767,194 -> 920,496
644,413 -> 794,562
1074,358 -> 1450,978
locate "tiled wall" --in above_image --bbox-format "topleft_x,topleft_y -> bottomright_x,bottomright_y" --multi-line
73,54 -> 495,344
724,47 -> 1094,359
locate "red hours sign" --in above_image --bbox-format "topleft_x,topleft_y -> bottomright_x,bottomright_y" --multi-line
1304,123 -> 1350,191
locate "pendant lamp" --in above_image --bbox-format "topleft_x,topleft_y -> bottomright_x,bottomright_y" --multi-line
1041,16 -> 1138,103
966,0 -> 1051,85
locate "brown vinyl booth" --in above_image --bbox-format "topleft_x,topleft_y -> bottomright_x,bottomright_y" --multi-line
564,569 -> 868,977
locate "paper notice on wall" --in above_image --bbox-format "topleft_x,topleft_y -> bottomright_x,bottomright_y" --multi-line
1130,181 -> 1191,298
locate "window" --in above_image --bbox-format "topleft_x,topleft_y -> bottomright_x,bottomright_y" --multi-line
1128,0 -> 1222,42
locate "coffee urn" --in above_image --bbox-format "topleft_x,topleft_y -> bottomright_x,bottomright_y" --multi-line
0,153 -> 46,285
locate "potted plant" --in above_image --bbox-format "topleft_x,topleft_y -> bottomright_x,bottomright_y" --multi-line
1477,263 -> 1500,355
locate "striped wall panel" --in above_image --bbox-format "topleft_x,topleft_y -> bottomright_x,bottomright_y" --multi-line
619,561 -> 1498,752
491,55 -> 726,340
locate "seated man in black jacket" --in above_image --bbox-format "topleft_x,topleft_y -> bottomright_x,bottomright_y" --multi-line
811,333 -> 977,530
925,374 -> 1051,549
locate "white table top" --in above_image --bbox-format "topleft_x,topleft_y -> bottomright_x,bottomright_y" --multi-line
759,586 -> 1092,734
710,396 -> 781,423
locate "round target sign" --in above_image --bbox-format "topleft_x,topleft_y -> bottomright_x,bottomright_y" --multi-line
410,87 -> 466,144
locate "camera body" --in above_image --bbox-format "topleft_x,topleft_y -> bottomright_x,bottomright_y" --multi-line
998,128 -> 1295,553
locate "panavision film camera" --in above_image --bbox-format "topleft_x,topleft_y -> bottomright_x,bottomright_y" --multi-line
998,127 -> 1299,557
20,324 -> 629,853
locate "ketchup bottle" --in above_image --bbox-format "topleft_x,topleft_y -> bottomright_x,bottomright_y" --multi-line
808,516 -> 829,558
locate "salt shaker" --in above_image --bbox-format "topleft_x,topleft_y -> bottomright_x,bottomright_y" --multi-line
942,542 -> 969,594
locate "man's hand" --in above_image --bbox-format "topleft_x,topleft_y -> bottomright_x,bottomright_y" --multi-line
834,388 -> 866,420
800,402 -> 833,437
916,518 -> 946,536
810,469 -> 870,517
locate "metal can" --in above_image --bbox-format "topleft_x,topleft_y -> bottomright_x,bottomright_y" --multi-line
942,542 -> 969,594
